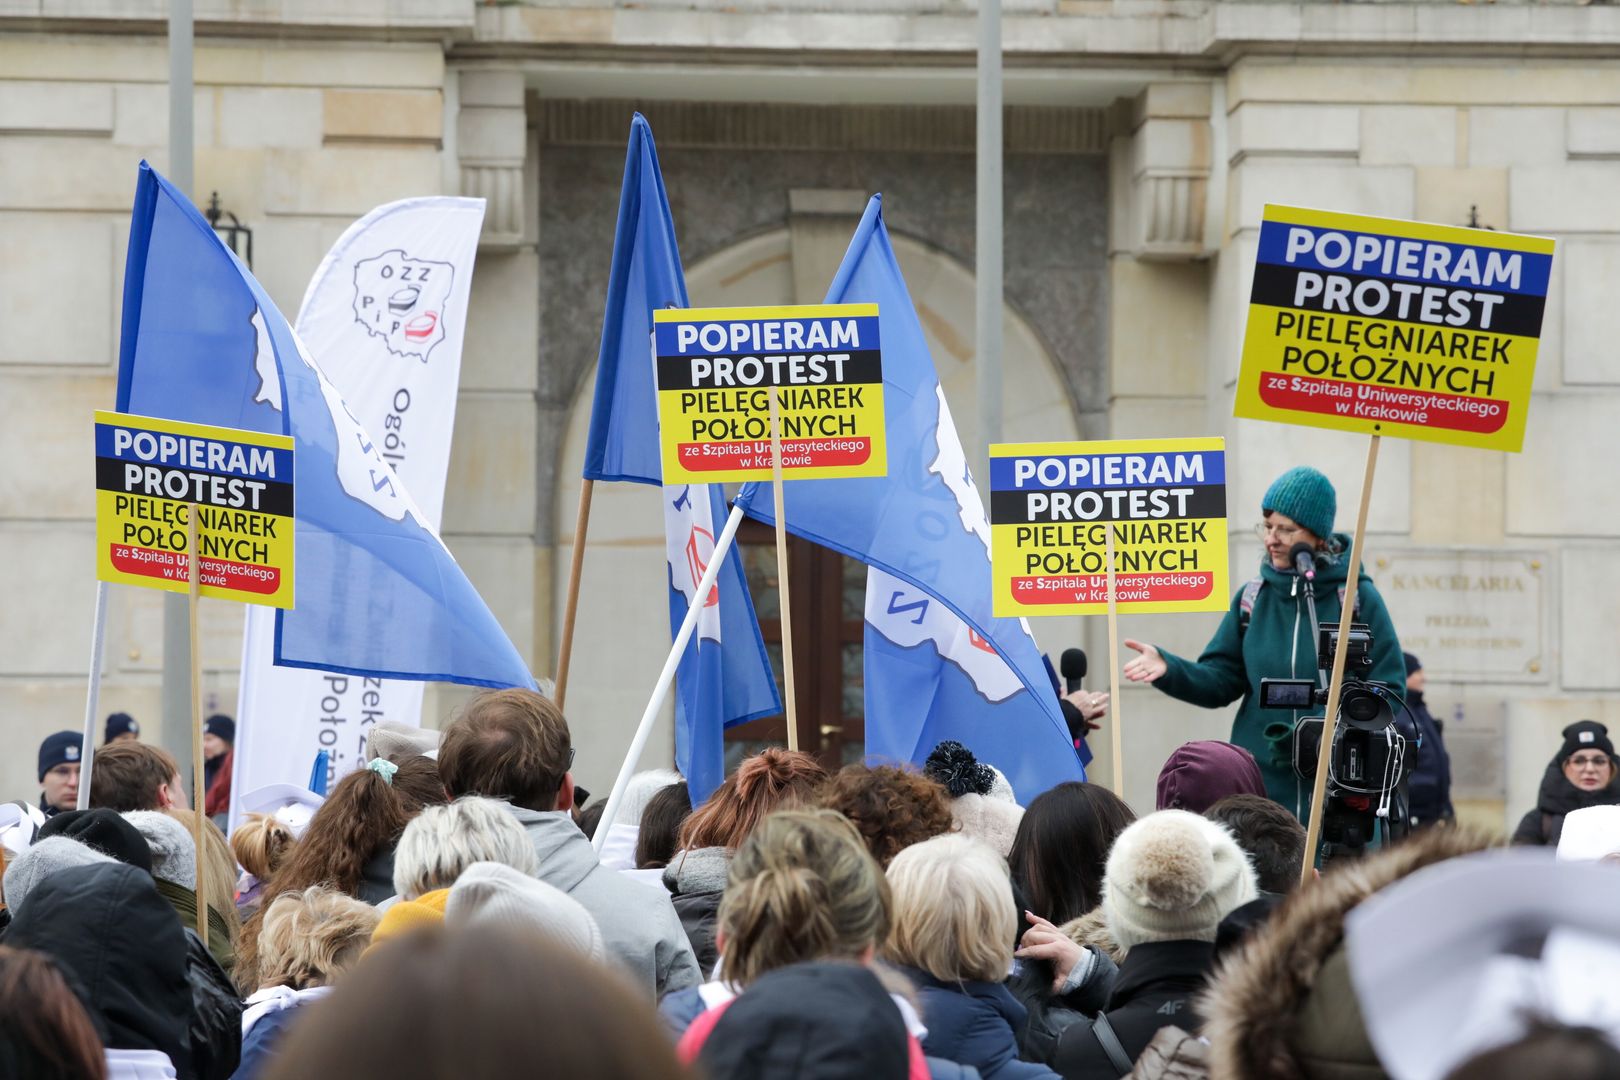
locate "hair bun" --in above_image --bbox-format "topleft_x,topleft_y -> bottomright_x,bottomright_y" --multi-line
923,741 -> 994,798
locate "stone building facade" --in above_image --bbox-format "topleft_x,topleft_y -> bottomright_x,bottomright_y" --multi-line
3,0 -> 1618,830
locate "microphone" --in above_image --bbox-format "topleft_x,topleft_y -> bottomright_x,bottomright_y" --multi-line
1060,648 -> 1088,693
1290,542 -> 1317,582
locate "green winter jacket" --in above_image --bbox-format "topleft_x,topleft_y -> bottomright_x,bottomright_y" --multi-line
1151,534 -> 1406,821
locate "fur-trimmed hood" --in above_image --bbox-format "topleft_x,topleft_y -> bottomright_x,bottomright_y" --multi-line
1199,827 -> 1496,1080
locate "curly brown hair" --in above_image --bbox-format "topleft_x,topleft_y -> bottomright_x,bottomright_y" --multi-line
817,764 -> 955,867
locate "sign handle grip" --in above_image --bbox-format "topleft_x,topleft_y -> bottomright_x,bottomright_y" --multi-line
769,387 -> 799,752
1106,523 -> 1124,798
592,502 -> 749,853
187,504 -> 207,940
1300,433 -> 1381,885
76,582 -> 110,811
553,478 -> 594,710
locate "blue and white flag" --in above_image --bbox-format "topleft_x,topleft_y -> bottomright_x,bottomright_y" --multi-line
735,195 -> 1083,803
116,162 -> 534,691
583,116 -> 780,804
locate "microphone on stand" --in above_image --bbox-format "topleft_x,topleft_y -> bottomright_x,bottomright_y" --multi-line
1060,648 -> 1088,694
1290,541 -> 1318,582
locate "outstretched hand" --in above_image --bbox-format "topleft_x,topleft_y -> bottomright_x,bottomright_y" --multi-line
1122,639 -> 1167,683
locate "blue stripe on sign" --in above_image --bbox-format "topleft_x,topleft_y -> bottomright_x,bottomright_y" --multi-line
654,315 -> 881,355
989,451 -> 1226,492
1255,220 -> 1552,297
94,422 -> 293,483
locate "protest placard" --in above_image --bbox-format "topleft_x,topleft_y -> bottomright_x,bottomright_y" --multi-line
1235,205 -> 1554,453
95,410 -> 295,607
989,438 -> 1228,618
653,303 -> 886,484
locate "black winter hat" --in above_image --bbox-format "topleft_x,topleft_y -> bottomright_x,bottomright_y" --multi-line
1402,652 -> 1423,677
204,714 -> 235,744
1559,721 -> 1614,763
37,731 -> 83,781
36,809 -> 153,873
104,712 -> 140,742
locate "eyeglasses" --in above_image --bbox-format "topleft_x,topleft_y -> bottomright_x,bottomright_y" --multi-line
1568,754 -> 1611,769
1254,522 -> 1303,541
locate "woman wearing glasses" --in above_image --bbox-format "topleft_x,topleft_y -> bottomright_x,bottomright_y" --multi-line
1119,466 -> 1407,821
1512,721 -> 1620,846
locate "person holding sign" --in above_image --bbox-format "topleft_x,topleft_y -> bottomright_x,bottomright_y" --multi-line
1121,467 -> 1406,820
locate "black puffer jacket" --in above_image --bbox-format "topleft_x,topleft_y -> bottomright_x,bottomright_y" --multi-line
6,862 -> 194,1075
1512,757 -> 1620,847
184,926 -> 244,1080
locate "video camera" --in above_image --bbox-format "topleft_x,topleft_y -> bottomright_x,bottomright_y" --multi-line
1259,623 -> 1411,862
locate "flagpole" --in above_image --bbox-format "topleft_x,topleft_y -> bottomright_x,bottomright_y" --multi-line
186,505 -> 208,940
1105,523 -> 1124,799
593,502 -> 748,853
76,582 -> 110,810
768,387 -> 799,752
553,478 -> 593,709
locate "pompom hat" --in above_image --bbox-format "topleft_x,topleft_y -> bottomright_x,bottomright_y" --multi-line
1103,810 -> 1258,951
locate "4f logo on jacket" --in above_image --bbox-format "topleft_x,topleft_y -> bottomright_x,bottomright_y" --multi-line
352,249 -> 455,363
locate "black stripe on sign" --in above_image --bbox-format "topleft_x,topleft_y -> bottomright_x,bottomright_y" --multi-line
989,485 -> 1227,526
97,457 -> 294,516
656,349 -> 882,391
1249,262 -> 1546,338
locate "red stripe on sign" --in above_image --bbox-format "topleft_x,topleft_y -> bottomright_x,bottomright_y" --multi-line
1257,374 -> 1509,434
109,545 -> 281,595
677,437 -> 872,471
1011,573 -> 1216,605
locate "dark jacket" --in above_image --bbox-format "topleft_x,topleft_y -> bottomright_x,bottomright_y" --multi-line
156,877 -> 237,975
185,927 -> 244,1080
1152,539 -> 1406,820
232,1001 -> 305,1080
1403,692 -> 1453,826
6,862 -> 194,1076
1048,942 -> 1217,1080
901,967 -> 1059,1080
1008,947 -> 1120,1065
663,846 -> 729,977
357,841 -> 399,904
1512,756 -> 1620,847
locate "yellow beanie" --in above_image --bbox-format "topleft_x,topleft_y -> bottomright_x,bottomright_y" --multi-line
367,888 -> 450,952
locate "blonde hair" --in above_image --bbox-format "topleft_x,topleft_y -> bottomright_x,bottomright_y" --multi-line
884,833 -> 1016,983
717,809 -> 889,987
165,807 -> 243,949
257,886 -> 380,990
231,813 -> 296,881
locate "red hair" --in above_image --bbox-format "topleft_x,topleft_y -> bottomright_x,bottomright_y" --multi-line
678,749 -> 829,852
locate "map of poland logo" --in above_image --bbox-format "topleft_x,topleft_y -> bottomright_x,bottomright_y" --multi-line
352,249 -> 454,362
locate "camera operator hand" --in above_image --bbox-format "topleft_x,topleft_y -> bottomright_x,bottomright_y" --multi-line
1122,639 -> 1167,683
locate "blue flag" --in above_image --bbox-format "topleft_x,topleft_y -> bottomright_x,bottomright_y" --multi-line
582,117 -> 781,804
116,162 -> 535,690
735,195 -> 1083,803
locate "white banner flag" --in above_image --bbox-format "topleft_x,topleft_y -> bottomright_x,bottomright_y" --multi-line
232,198 -> 486,826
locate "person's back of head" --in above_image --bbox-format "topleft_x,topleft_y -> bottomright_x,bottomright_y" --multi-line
262,923 -> 688,1080
1205,794 -> 1307,894
446,862 -> 605,962
392,797 -> 538,900
232,813 -> 296,882
4,862 -> 192,1076
0,946 -> 108,1080
1104,809 -> 1258,953
438,689 -> 573,812
884,833 -> 1015,983
577,800 -> 606,839
717,809 -> 890,987
1157,741 -> 1267,814
88,743 -> 179,813
636,782 -> 693,869
1008,781 -> 1137,926
1446,1022 -> 1620,1080
681,748 -> 828,853
256,886 -> 379,991
815,763 -> 952,867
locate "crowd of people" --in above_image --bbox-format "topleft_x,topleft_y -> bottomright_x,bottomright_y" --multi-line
2,465 -> 1618,1078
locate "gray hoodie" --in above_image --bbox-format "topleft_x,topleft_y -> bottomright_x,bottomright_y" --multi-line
507,806 -> 700,999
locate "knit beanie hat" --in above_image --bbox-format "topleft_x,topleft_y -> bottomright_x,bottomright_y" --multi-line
2,836 -> 114,914
446,862 -> 606,962
37,809 -> 153,873
1155,741 -> 1266,814
37,731 -> 83,781
121,811 -> 197,891
1262,466 -> 1336,542
104,712 -> 140,743
369,888 -> 450,950
1103,810 -> 1258,951
1558,721 -> 1614,764
949,794 -> 1025,859
204,714 -> 235,744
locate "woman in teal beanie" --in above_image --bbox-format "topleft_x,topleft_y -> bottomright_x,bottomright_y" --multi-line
1121,466 -> 1407,822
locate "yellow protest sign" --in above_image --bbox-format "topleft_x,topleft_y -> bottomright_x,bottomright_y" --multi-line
653,303 -> 886,483
989,438 -> 1228,617
95,411 -> 295,607
1234,205 -> 1554,452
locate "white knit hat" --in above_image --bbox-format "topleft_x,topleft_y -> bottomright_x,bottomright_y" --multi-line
950,794 -> 1025,859
1103,810 -> 1258,951
2,837 -> 114,914
445,861 -> 606,962
122,811 -> 197,891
